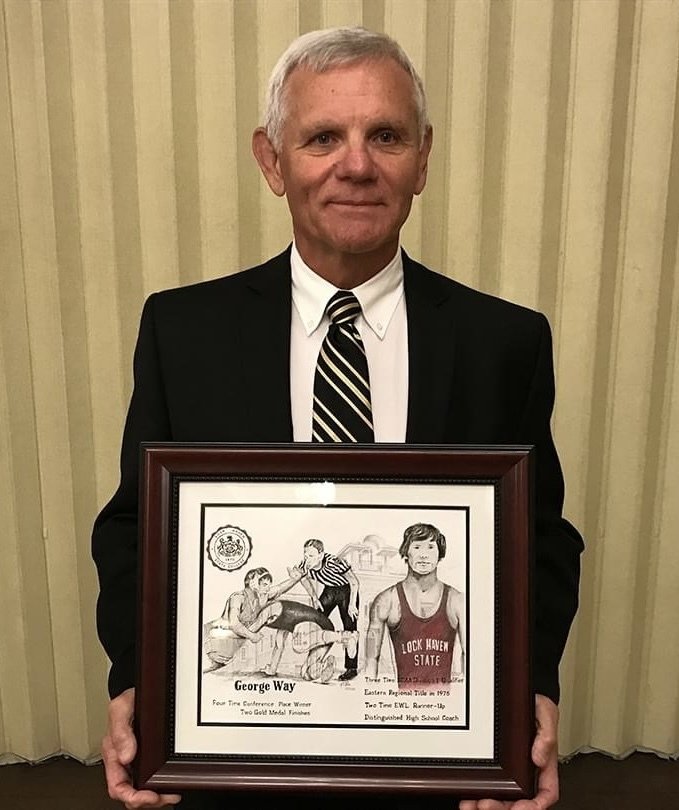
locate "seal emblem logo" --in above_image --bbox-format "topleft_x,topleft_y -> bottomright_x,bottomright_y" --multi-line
206,525 -> 252,571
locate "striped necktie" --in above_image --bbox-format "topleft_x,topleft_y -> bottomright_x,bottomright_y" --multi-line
312,290 -> 374,443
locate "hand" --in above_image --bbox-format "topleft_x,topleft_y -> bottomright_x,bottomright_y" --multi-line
288,566 -> 304,581
102,688 -> 182,808
348,602 -> 359,620
459,695 -> 559,810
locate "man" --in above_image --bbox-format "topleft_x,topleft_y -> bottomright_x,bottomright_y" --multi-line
93,26 -> 582,810
203,566 -> 300,671
265,613 -> 358,682
294,538 -> 360,681
364,523 -> 465,689
258,592 -> 359,682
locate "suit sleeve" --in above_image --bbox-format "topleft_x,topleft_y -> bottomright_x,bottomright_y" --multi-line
92,295 -> 171,698
521,314 -> 583,704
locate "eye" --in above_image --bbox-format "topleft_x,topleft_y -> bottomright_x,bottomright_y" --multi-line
375,129 -> 398,145
311,132 -> 334,146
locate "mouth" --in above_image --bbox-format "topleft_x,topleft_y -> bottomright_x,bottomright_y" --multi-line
327,200 -> 384,207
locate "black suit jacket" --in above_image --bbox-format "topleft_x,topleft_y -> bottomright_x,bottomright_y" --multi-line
92,248 -> 582,703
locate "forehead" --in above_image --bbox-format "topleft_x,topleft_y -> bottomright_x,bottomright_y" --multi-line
282,58 -> 417,127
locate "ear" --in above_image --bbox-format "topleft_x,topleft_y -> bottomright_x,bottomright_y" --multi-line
414,125 -> 433,196
252,128 -> 285,197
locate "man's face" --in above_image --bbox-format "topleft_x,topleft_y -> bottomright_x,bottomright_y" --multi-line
303,545 -> 323,569
254,58 -> 432,277
406,537 -> 440,576
253,575 -> 272,596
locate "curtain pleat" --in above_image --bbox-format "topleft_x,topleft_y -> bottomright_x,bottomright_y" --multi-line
0,0 -> 677,762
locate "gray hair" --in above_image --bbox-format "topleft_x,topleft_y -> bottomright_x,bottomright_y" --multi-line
263,26 -> 430,150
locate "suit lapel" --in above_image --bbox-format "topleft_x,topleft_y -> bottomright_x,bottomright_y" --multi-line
403,253 -> 458,443
237,249 -> 294,441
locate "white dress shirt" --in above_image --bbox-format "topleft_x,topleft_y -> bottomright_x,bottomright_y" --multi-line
290,242 -> 409,442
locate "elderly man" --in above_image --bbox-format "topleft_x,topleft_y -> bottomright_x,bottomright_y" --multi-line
93,26 -> 582,810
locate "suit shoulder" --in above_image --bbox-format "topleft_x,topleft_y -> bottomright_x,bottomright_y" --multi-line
145,249 -> 291,313
405,256 -> 549,333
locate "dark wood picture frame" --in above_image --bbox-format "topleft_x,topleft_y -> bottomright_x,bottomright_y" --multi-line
135,443 -> 534,799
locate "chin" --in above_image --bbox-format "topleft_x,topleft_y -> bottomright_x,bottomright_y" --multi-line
318,216 -> 392,247
329,232 -> 395,256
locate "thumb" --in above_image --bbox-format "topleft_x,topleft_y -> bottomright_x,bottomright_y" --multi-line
111,720 -> 136,766
532,730 -> 550,768
532,696 -> 558,768
109,689 -> 137,765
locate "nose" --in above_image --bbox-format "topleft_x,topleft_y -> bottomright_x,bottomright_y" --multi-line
335,140 -> 378,181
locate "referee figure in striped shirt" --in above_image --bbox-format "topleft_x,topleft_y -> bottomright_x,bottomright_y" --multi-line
295,538 -> 360,681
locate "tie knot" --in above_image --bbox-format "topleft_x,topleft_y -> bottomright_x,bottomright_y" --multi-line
326,290 -> 361,325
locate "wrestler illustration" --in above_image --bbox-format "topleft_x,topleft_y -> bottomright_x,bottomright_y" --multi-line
294,539 -> 360,681
203,566 -> 300,670
364,523 -> 466,689
263,605 -> 358,683
204,566 -> 357,682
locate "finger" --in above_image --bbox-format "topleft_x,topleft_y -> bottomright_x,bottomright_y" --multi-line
532,695 -> 558,769
501,768 -> 558,810
532,752 -> 559,810
103,742 -> 175,807
509,758 -> 559,809
108,693 -> 137,765
109,720 -> 137,766
104,747 -> 181,807
120,785 -> 182,808
532,725 -> 557,769
103,734 -> 182,808
102,734 -> 134,802
508,795 -> 553,810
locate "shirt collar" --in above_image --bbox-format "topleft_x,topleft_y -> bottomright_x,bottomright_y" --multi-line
290,242 -> 404,341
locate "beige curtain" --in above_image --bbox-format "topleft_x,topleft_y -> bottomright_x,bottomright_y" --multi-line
1,0 -> 677,764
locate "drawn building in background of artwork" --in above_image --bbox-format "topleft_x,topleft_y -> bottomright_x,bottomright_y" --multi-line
204,534 -> 405,680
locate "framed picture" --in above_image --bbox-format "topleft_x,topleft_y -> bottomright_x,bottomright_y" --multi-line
135,443 -> 534,800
